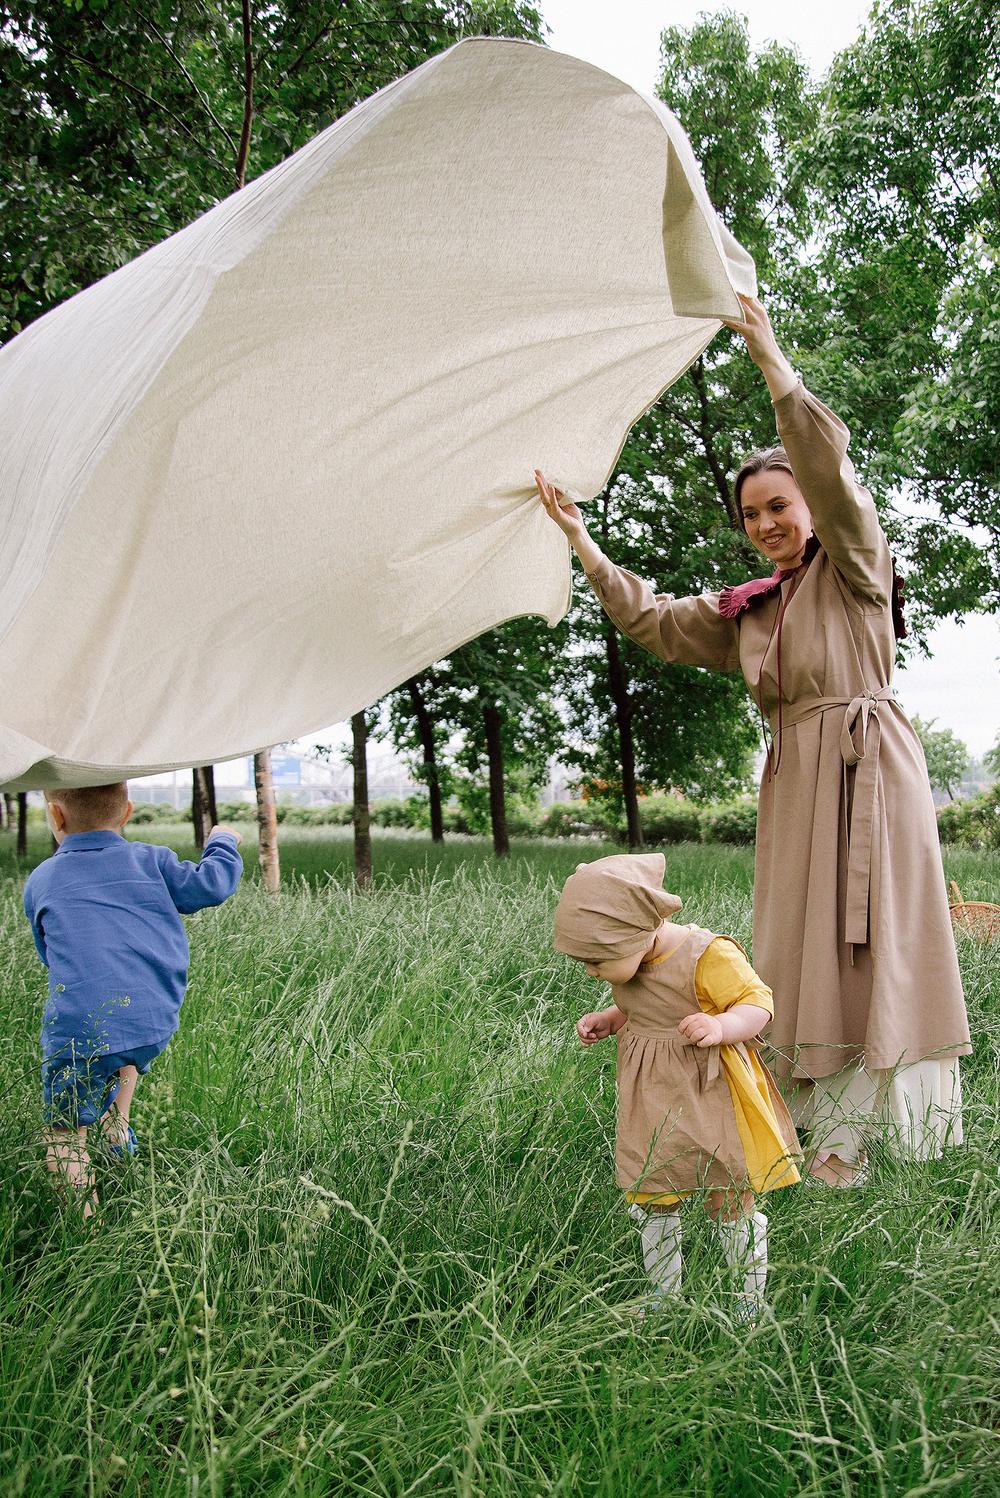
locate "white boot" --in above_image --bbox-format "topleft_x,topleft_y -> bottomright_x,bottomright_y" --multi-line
640,1210 -> 683,1306
716,1211 -> 768,1323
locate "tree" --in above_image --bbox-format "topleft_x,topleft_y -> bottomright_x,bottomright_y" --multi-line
911,715 -> 970,797
382,673 -> 452,843
984,733 -> 1000,782
554,15 -> 816,836
398,619 -> 565,856
797,0 -> 1000,622
351,709 -> 373,889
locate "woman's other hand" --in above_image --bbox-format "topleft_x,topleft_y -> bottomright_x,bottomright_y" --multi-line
535,470 -> 584,538
721,294 -> 797,403
534,469 -> 605,572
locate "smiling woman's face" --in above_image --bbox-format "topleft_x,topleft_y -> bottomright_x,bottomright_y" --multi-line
739,468 -> 813,571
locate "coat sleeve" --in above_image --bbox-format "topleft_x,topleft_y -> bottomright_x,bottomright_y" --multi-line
773,382 -> 893,607
585,555 -> 742,672
154,832 -> 244,914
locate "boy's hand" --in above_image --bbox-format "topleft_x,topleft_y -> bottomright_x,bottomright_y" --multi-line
677,1011 -> 724,1048
209,823 -> 243,846
577,1009 -> 616,1046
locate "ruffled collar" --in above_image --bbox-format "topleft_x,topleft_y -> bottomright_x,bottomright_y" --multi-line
718,536 -> 907,640
718,535 -> 820,621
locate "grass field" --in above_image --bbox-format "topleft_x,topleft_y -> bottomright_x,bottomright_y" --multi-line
1,828 -> 998,1496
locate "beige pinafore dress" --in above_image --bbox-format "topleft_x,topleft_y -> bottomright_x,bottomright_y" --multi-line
615,925 -> 774,1199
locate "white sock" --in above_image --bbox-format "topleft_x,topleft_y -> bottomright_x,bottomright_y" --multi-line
716,1211 -> 768,1308
640,1210 -> 683,1298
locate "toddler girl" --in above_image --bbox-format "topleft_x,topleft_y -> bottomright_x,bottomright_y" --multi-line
554,852 -> 801,1318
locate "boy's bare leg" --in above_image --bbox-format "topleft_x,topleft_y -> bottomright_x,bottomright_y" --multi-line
100,1066 -> 139,1148
44,1126 -> 97,1217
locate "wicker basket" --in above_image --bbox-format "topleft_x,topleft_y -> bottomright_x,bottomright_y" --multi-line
948,882 -> 1000,939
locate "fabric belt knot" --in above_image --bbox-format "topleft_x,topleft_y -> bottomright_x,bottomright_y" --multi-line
774,684 -> 896,950
839,685 -> 895,947
692,1043 -> 721,1091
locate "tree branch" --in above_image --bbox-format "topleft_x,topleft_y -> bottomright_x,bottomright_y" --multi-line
118,4 -> 238,156
687,359 -> 739,525
61,50 -> 231,179
235,0 -> 254,190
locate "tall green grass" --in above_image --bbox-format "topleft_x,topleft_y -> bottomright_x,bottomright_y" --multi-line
1,830 -> 997,1495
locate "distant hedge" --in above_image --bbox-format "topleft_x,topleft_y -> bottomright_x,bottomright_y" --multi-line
29,781 -> 999,852
936,784 -> 1000,849
123,792 -> 760,845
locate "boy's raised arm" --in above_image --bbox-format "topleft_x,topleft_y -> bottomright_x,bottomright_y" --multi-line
155,827 -> 244,914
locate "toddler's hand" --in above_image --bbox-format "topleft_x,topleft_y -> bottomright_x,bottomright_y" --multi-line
210,823 -> 243,846
677,1011 -> 724,1048
577,1009 -> 614,1046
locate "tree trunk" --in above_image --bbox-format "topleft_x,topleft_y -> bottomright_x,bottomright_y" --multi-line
204,764 -> 218,825
192,767 -> 213,850
352,710 -> 372,889
482,702 -> 510,858
604,623 -> 643,849
254,749 -> 280,894
406,675 -> 444,842
17,792 -> 28,856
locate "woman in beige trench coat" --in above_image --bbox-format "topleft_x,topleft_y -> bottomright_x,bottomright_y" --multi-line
536,295 -> 971,1185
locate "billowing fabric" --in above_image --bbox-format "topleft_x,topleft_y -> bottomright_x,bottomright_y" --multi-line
585,382 -> 971,1089
554,852 -> 683,961
613,926 -> 801,1200
0,37 -> 755,790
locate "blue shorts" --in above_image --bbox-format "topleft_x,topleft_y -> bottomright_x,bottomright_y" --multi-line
42,1042 -> 164,1128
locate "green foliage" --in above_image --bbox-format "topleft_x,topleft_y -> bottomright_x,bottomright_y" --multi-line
937,782 -> 1000,849
0,0 -> 544,339
128,801 -> 189,824
984,733 -> 1000,781
536,799 -> 608,839
699,798 -> 758,845
911,716 -> 970,796
796,0 -> 1000,619
278,802 -> 354,827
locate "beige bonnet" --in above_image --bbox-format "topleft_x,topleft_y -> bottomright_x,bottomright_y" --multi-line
553,852 -> 682,961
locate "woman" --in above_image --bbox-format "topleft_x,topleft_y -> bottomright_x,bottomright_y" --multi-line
536,294 -> 971,1184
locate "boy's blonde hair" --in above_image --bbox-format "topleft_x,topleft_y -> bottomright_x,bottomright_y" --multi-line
45,783 -> 129,833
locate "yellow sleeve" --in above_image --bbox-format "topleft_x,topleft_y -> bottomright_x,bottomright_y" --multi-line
694,937 -> 773,1020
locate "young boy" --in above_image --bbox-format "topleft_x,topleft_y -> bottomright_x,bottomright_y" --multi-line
23,782 -> 243,1216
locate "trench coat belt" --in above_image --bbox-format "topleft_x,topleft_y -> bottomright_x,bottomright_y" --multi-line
774,685 -> 896,947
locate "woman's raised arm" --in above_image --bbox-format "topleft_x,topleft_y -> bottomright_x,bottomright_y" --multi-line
534,471 -> 741,673
724,295 -> 892,607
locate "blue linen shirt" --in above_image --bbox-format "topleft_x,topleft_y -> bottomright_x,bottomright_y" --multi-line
23,830 -> 243,1059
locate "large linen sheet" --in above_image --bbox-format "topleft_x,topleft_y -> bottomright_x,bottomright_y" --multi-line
0,37 -> 755,789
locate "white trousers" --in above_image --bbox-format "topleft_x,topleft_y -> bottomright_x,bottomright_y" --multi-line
787,1058 -> 964,1166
